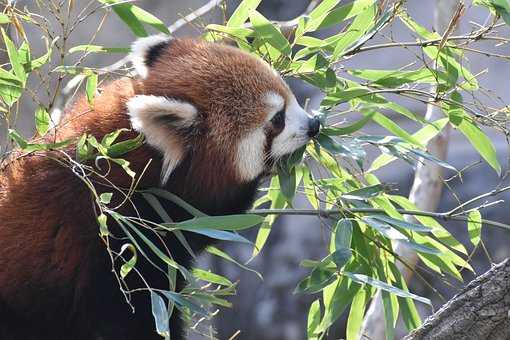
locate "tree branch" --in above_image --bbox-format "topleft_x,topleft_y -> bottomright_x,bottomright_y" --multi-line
404,259 -> 510,340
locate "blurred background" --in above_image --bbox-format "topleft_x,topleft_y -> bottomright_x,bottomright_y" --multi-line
1,0 -> 510,339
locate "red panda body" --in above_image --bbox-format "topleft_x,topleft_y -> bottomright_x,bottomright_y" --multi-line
0,38 -> 320,339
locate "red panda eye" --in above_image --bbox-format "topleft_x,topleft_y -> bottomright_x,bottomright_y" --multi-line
270,108 -> 285,129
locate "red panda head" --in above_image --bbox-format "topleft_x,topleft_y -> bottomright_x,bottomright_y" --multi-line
128,36 -> 320,186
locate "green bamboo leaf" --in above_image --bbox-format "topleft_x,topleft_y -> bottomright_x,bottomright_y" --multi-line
160,290 -> 209,316
9,129 -> 71,152
99,192 -> 113,204
382,290 -> 396,340
278,166 -> 296,205
445,92 -> 501,175
369,215 -> 432,233
28,38 -> 56,71
53,65 -> 95,76
402,241 -> 442,255
192,268 -> 233,286
101,128 -> 128,147
308,0 -> 340,21
121,215 -> 180,269
317,277 -> 361,333
189,292 -> 233,308
405,147 -> 457,171
249,10 -> 292,56
400,14 -> 478,90
141,192 -> 197,259
35,106 -> 50,136
343,272 -> 431,305
112,213 -> 177,277
473,0 -> 510,26
307,0 -> 375,31
0,13 -> 11,24
346,288 -> 370,340
99,0 -> 170,36
227,0 -> 262,27
109,158 -> 136,178
150,292 -> 170,338
331,4 -> 376,61
170,214 -> 263,231
206,246 -> 263,280
1,28 -> 26,84
253,176 -> 287,257
468,210 -> 482,246
335,219 -> 353,250
389,262 -> 422,331
183,228 -> 252,244
0,67 -> 22,83
370,111 -> 423,147
388,195 -> 468,255
331,249 -> 352,269
342,184 -> 384,201
350,68 -> 449,88
17,41 -> 30,66
69,45 -> 130,54
206,24 -> 254,39
295,268 -> 337,294
97,213 -> 109,237
322,112 -> 374,136
86,73 -> 98,105
316,133 -> 352,155
144,188 -> 206,217
119,243 -> 137,278
106,133 -> 144,158
369,118 -> 449,172
362,217 -> 408,240
302,166 -> 319,209
307,299 -> 322,340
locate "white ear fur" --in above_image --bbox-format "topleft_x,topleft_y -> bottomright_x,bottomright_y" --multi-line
127,95 -> 197,184
130,34 -> 171,79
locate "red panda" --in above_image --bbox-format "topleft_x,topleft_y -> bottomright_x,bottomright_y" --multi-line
0,36 -> 320,340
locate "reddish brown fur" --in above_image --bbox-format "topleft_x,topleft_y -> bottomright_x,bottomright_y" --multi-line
0,39 -> 293,339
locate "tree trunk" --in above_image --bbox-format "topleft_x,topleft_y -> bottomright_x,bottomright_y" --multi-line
404,259 -> 510,340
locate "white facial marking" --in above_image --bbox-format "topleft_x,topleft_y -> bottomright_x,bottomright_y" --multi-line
264,91 -> 285,121
131,34 -> 170,79
236,128 -> 266,181
271,95 -> 313,158
127,95 -> 197,184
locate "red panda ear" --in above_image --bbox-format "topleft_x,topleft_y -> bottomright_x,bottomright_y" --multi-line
127,95 -> 197,184
131,35 -> 171,79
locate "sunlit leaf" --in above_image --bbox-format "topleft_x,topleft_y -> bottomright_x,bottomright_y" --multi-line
69,45 -> 130,54
86,73 -> 98,105
192,268 -> 233,286
151,292 -> 170,338
35,106 -> 50,136
445,92 -> 501,175
468,210 -> 482,246
119,243 -> 137,278
307,299 -> 322,340
227,0 -> 262,27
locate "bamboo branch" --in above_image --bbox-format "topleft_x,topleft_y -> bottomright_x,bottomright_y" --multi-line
50,0 -> 224,122
248,208 -> 510,231
360,1 -> 460,338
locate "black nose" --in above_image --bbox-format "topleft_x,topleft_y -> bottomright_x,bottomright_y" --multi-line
307,116 -> 321,137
